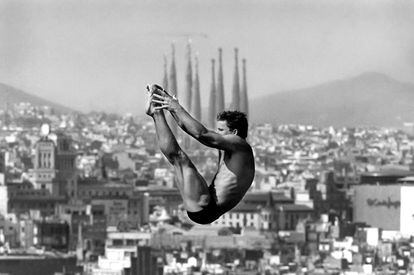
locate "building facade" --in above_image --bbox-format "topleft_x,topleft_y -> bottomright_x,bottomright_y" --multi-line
353,184 -> 414,236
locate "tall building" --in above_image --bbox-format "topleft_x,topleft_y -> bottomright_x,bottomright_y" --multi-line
208,59 -> 217,129
230,48 -> 240,111
132,246 -> 163,275
353,184 -> 414,237
240,58 -> 249,117
216,48 -> 225,114
33,124 -> 56,194
14,125 -> 78,217
54,131 -> 78,199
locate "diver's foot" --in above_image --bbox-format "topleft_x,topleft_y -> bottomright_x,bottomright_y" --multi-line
145,84 -> 175,116
145,84 -> 165,116
145,94 -> 155,116
147,83 -> 176,100
147,84 -> 164,96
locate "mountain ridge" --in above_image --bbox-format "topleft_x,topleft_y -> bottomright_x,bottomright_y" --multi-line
250,72 -> 414,127
0,83 -> 77,114
1,72 -> 413,128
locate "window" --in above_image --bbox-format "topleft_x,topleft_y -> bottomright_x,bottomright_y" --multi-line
112,239 -> 123,246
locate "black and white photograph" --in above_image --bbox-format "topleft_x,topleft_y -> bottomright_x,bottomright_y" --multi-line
1,0 -> 414,274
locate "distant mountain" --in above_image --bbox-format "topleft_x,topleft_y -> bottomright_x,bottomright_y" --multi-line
250,72 -> 414,127
0,83 -> 76,114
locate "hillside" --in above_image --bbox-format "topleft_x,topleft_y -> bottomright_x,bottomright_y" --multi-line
0,83 -> 76,114
250,72 -> 414,127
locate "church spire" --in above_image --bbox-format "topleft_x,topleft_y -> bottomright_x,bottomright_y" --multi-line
184,40 -> 193,111
216,48 -> 225,113
162,54 -> 168,91
168,43 -> 178,135
169,43 -> 178,96
240,58 -> 249,117
230,48 -> 240,110
191,54 -> 201,121
208,59 -> 217,129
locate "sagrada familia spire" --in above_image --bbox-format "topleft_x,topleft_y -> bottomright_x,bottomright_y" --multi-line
230,48 -> 240,111
190,55 -> 201,150
167,43 -> 178,135
162,54 -> 168,91
240,58 -> 249,117
169,43 -> 178,99
191,55 -> 201,121
159,44 -> 249,135
216,48 -> 225,114
208,59 -> 217,129
184,41 -> 193,111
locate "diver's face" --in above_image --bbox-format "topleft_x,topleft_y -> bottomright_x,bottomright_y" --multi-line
216,120 -> 234,136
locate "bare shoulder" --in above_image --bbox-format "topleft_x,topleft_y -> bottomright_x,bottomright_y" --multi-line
223,134 -> 252,153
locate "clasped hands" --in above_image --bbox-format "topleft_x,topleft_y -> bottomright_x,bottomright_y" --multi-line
146,84 -> 179,112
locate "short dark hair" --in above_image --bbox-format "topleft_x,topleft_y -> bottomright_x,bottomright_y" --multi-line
216,110 -> 248,138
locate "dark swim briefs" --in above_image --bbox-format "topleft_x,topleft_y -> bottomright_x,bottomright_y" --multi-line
187,184 -> 221,224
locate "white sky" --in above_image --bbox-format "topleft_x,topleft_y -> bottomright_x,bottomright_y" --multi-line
1,0 -> 413,114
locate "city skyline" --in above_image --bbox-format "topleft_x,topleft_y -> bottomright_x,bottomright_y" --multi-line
0,0 -> 413,115
2,64 -> 414,273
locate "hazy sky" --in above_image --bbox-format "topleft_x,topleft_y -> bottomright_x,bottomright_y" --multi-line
1,0 -> 413,114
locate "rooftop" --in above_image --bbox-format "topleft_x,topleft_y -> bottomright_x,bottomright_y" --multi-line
278,204 -> 313,212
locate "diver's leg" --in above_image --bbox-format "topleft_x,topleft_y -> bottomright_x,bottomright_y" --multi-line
147,94 -> 212,214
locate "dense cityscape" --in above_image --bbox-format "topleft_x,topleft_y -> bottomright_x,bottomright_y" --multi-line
2,0 -> 414,274
1,95 -> 414,275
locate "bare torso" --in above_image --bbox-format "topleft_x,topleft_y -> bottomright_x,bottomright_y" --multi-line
212,141 -> 255,212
